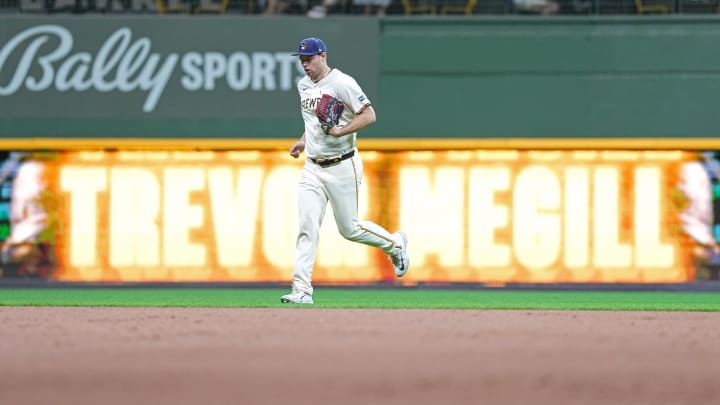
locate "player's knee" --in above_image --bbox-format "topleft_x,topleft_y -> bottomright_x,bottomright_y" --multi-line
298,230 -> 319,243
338,225 -> 361,241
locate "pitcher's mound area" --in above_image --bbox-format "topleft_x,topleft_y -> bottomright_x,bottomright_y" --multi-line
1,307 -> 719,405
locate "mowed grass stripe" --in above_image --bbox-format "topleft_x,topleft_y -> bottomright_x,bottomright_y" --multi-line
1,288 -> 720,311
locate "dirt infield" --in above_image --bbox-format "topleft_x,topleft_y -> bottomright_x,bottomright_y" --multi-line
1,307 -> 719,405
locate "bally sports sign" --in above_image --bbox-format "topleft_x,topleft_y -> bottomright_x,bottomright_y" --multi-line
0,25 -> 303,113
0,16 -> 379,136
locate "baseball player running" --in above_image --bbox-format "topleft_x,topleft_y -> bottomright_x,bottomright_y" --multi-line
281,37 -> 408,304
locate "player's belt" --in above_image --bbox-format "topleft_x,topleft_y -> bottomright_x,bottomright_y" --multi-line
310,150 -> 355,168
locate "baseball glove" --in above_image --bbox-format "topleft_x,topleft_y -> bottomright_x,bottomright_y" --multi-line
316,94 -> 344,134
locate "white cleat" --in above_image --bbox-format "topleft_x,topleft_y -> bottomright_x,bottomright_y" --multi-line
280,290 -> 314,304
390,231 -> 409,277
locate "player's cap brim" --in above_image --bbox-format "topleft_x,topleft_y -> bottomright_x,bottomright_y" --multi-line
292,51 -> 325,56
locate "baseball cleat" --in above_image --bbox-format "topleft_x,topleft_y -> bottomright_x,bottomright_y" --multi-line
280,290 -> 314,304
390,231 -> 409,277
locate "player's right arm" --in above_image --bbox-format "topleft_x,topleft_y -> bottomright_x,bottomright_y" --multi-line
290,133 -> 306,158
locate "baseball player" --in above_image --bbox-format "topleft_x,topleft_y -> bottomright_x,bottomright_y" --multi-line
280,37 -> 409,304
0,152 -> 54,278
677,151 -> 720,280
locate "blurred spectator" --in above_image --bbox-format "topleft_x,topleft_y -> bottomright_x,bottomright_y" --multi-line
262,0 -> 309,14
0,151 -> 56,279
513,0 -> 559,14
353,0 -> 390,15
262,0 -> 288,13
306,0 -> 340,17
675,151 -> 720,281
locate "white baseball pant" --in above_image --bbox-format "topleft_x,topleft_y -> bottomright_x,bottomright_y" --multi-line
292,151 -> 397,295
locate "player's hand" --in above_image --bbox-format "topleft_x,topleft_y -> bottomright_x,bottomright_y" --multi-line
325,127 -> 339,137
290,140 -> 305,158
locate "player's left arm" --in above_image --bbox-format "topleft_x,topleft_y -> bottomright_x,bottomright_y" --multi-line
326,76 -> 374,138
326,105 -> 375,138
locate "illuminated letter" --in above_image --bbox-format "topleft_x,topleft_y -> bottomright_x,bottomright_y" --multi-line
634,166 -> 675,275
262,166 -> 299,270
60,166 -> 106,274
109,168 -> 160,276
164,168 -> 207,276
513,166 -> 561,279
593,167 -> 632,272
468,167 -> 512,278
208,166 -> 262,271
399,166 -> 464,279
564,167 -> 592,279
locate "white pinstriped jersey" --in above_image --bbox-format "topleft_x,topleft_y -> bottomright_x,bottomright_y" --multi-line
297,68 -> 371,159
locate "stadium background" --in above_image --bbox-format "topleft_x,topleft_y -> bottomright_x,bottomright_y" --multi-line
1,0 -> 718,16
2,11 -> 720,285
2,7 -> 720,405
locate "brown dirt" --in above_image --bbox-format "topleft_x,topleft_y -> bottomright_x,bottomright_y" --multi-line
1,307 -> 719,405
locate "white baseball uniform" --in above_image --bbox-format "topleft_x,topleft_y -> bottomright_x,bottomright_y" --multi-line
291,68 -> 399,295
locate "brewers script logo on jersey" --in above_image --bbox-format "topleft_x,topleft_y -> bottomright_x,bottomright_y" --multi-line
301,97 -> 322,111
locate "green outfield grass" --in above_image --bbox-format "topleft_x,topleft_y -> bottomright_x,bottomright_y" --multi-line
1,288 -> 720,311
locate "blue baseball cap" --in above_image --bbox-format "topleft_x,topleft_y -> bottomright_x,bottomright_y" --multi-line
292,37 -> 327,56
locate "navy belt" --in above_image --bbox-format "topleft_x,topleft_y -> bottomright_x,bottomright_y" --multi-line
310,150 -> 355,168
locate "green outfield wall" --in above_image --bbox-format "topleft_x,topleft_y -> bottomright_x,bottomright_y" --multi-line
1,15 -> 719,143
368,16 -> 720,140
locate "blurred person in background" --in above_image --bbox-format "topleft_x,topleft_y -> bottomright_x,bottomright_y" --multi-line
262,0 -> 309,14
675,150 -> 720,281
0,151 -> 56,279
513,0 -> 559,14
352,0 -> 390,15
306,0 -> 351,17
